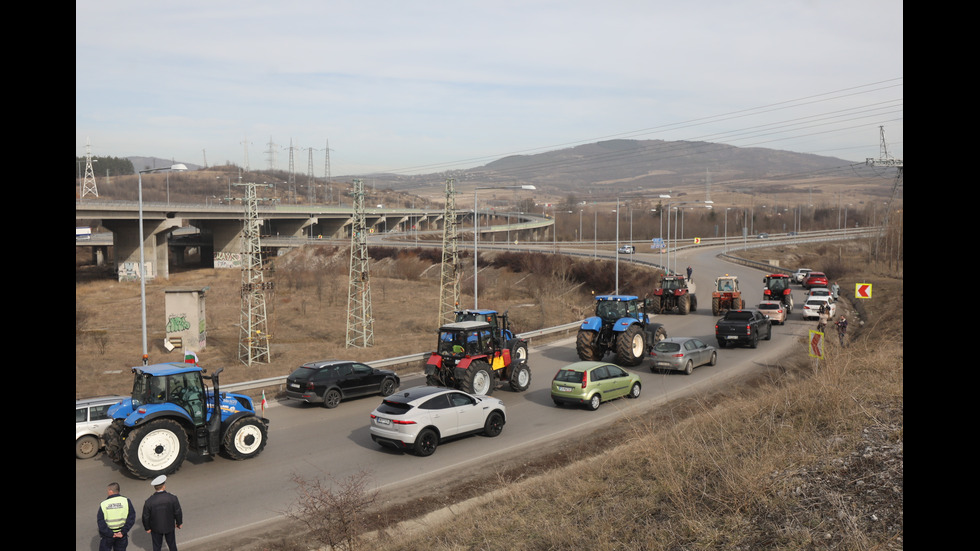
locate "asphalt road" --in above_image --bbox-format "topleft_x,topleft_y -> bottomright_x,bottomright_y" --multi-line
75,245 -> 811,551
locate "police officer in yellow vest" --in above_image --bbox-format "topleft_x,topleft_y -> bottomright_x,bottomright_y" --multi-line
97,482 -> 136,551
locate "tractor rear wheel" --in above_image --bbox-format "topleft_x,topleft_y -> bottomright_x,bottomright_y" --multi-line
463,360 -> 495,396
509,363 -> 531,392
122,418 -> 188,479
678,294 -> 690,315
576,330 -> 602,361
711,296 -> 720,316
221,417 -> 268,460
616,324 -> 646,367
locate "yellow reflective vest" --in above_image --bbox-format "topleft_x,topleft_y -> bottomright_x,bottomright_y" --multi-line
100,495 -> 130,532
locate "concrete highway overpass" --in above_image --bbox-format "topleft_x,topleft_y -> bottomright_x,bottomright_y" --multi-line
76,201 -> 552,281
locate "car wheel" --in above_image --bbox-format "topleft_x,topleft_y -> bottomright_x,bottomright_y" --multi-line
709,351 -> 718,366
553,398 -> 564,407
323,389 -> 342,409
414,428 -> 438,457
684,360 -> 694,375
587,394 -> 601,411
628,382 -> 641,399
765,326 -> 772,340
750,333 -> 759,348
380,378 -> 398,396
483,411 -> 504,437
76,435 -> 100,459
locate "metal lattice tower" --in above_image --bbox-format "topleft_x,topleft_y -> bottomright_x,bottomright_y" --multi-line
346,178 -> 374,348
866,126 -> 904,263
287,138 -> 297,200
324,139 -> 333,203
266,137 -> 279,171
236,181 -> 273,365
437,178 -> 461,325
81,139 -> 99,198
306,147 -> 317,203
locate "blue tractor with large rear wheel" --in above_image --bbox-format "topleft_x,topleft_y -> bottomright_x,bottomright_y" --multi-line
576,295 -> 667,367
102,362 -> 270,480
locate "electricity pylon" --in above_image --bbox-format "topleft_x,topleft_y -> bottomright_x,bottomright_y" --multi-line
866,126 -> 904,265
346,178 -> 374,348
81,139 -> 99,198
234,181 -> 273,365
438,178 -> 461,325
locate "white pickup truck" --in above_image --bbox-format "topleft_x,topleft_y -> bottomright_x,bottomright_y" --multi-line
792,268 -> 812,285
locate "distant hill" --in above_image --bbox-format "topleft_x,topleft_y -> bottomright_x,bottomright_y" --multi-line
350,139 -> 877,196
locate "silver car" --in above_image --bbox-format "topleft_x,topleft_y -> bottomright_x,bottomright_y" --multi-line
76,396 -> 126,459
648,337 -> 717,375
369,386 -> 506,456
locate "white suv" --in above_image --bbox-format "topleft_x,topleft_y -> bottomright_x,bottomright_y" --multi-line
76,396 -> 125,459
369,386 -> 506,456
618,245 -> 635,254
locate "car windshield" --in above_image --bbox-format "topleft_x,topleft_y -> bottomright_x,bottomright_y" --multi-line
555,369 -> 584,383
288,366 -> 316,380
376,400 -> 413,415
653,342 -> 681,353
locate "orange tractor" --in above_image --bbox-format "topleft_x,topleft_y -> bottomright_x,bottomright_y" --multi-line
711,274 -> 743,315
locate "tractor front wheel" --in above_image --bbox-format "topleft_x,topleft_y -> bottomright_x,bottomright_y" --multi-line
222,417 -> 268,460
509,363 -> 531,392
122,418 -> 188,479
102,419 -> 126,463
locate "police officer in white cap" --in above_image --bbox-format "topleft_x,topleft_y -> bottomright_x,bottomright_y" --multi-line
141,475 -> 183,551
97,482 -> 135,551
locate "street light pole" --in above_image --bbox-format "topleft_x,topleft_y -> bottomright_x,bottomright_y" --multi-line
138,163 -> 187,364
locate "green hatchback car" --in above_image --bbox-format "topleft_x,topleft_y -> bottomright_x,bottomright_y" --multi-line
551,361 -> 642,410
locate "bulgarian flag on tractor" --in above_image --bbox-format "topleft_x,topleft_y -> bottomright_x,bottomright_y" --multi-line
184,351 -> 198,364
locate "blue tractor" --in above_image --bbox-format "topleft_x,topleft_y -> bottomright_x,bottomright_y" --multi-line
103,362 -> 270,479
576,295 -> 667,366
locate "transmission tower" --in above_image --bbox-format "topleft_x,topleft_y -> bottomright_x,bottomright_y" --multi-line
80,139 -> 99,198
346,178 -> 374,348
437,178 -> 461,325
324,139 -> 333,203
266,137 -> 279,170
286,139 -> 298,202
241,135 -> 251,172
865,126 -> 904,264
234,181 -> 274,365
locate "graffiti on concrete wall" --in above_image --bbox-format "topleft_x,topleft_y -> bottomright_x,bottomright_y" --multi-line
167,313 -> 191,333
214,252 -> 242,269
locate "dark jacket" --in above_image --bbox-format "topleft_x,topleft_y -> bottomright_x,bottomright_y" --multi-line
142,490 -> 183,534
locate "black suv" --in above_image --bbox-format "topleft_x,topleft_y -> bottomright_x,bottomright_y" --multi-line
285,360 -> 400,408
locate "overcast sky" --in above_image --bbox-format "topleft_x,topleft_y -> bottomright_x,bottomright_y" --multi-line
75,1 -> 903,176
